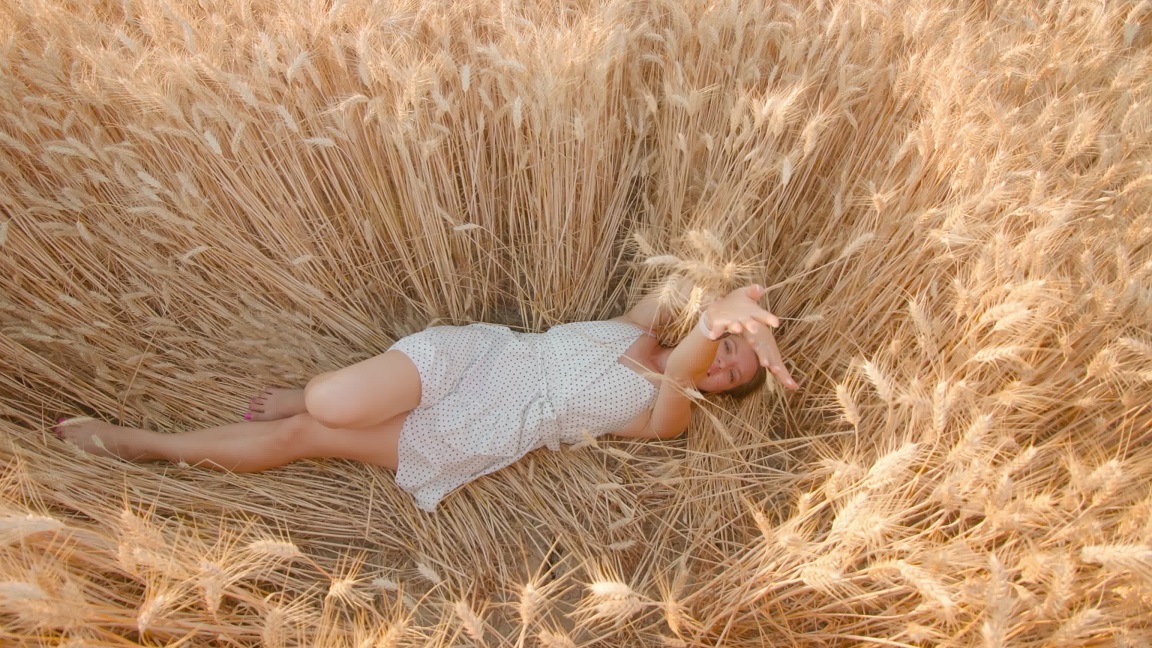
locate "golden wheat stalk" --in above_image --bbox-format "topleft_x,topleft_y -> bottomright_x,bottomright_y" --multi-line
0,0 -> 1149,645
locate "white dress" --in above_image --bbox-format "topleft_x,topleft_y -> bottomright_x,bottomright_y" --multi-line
388,320 -> 658,511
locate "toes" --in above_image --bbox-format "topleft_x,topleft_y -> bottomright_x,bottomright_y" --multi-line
249,387 -> 273,403
245,389 -> 276,421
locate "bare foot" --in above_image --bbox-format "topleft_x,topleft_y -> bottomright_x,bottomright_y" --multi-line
54,418 -> 137,460
246,387 -> 306,421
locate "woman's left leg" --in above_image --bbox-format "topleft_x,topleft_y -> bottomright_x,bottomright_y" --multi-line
303,350 -> 422,429
242,350 -> 423,426
55,413 -> 402,472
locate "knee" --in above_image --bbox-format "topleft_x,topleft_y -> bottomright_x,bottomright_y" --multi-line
304,372 -> 357,429
275,413 -> 319,449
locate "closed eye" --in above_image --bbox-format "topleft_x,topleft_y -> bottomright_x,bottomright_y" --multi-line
724,339 -> 740,383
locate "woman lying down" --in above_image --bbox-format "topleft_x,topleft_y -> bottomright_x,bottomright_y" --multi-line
56,282 -> 798,512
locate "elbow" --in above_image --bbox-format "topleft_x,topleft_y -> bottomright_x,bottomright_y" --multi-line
651,422 -> 687,440
647,407 -> 693,440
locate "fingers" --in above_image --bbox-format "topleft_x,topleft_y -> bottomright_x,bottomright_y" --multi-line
739,286 -> 779,329
715,306 -> 800,391
708,312 -> 736,338
730,311 -> 779,335
769,361 -> 799,390
746,329 -> 799,391
711,314 -> 778,339
744,310 -> 781,333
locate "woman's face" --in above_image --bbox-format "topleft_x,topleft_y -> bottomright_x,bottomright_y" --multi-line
696,334 -> 760,393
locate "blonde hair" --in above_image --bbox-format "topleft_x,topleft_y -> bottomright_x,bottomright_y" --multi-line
717,364 -> 768,400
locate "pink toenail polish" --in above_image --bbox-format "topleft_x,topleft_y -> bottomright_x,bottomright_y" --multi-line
244,412 -> 252,420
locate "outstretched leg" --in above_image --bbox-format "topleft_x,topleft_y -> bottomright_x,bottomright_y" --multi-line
56,413 -> 402,472
55,349 -> 423,471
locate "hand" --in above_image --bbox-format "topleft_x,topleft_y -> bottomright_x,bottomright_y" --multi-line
703,285 -> 799,390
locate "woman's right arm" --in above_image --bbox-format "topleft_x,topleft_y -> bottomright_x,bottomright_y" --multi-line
613,285 -> 796,440
613,323 -> 720,440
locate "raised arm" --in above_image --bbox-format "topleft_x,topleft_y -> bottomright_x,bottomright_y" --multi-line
702,285 -> 798,392
634,326 -> 723,439
615,285 -> 798,440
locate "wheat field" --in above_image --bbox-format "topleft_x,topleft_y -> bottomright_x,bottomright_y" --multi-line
1,0 -> 1149,645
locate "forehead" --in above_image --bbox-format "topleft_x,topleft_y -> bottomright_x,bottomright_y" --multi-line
726,335 -> 760,367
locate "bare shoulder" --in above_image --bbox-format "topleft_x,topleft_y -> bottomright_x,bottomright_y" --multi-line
617,291 -> 666,332
617,275 -> 709,334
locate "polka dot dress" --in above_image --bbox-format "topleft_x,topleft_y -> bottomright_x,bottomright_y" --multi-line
388,320 -> 658,511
